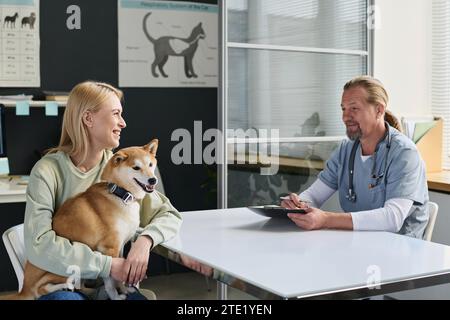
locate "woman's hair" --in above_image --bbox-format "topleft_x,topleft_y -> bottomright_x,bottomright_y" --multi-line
47,81 -> 123,164
343,75 -> 402,131
343,75 -> 389,109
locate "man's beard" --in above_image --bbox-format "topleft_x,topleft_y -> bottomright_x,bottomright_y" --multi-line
346,126 -> 362,141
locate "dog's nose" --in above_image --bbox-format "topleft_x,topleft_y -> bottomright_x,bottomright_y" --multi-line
148,177 -> 157,186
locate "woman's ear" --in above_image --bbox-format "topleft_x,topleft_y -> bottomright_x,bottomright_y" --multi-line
82,110 -> 93,128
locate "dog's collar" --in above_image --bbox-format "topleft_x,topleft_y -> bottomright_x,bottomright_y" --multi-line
107,183 -> 135,205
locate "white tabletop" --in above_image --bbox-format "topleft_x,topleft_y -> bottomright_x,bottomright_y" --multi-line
0,176 -> 28,203
163,207 -> 450,299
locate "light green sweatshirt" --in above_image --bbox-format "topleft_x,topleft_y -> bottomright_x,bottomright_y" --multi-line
23,150 -> 182,279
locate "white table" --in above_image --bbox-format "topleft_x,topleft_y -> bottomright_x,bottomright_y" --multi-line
0,176 -> 27,203
162,207 -> 450,300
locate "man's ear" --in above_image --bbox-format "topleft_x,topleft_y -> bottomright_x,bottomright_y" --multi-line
112,151 -> 128,165
144,139 -> 159,155
82,110 -> 94,128
376,104 -> 386,118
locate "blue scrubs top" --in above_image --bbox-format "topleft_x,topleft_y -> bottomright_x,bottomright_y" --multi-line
318,125 -> 429,238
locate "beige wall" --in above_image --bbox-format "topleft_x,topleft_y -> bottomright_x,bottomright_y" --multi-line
374,0 -> 431,118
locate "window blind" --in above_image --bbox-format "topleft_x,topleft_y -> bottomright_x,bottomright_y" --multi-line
431,0 -> 450,169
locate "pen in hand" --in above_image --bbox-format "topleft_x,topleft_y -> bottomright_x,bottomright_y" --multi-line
279,196 -> 312,211
279,196 -> 311,204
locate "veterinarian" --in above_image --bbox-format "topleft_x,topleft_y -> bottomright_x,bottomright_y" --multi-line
281,76 -> 429,238
23,81 -> 182,300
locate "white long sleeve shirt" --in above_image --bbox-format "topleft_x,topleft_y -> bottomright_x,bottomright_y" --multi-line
299,179 -> 413,232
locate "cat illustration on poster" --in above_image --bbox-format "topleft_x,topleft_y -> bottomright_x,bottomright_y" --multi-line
142,12 -> 206,78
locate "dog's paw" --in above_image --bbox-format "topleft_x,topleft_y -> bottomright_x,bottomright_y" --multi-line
110,293 -> 127,300
125,286 -> 137,294
118,293 -> 127,300
118,283 -> 136,295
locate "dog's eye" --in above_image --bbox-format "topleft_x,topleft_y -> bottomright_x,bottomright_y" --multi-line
149,163 -> 153,167
132,166 -> 140,171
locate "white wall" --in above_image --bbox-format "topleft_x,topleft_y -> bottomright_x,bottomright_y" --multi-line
374,0 -> 431,118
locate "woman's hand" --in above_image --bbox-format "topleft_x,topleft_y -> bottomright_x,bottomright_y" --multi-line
281,193 -> 310,209
125,235 -> 153,286
110,257 -> 129,282
288,207 -> 328,230
180,254 -> 213,277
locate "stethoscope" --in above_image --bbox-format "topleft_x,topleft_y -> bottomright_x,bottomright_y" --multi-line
346,122 -> 392,203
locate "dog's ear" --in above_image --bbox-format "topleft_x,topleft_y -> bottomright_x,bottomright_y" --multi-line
144,139 -> 159,155
112,151 -> 128,165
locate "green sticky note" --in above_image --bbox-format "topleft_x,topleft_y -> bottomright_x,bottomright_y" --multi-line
16,101 -> 30,116
45,102 -> 58,116
413,121 -> 436,143
0,157 -> 10,175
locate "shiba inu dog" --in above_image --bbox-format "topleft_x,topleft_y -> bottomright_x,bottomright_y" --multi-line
2,139 -> 159,300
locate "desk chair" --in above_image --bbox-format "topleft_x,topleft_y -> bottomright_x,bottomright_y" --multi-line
424,201 -> 439,242
369,201 -> 440,300
2,223 -> 25,291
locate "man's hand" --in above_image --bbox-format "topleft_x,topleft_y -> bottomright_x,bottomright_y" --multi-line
180,254 -> 213,277
288,209 -> 354,230
288,207 -> 328,230
281,193 -> 310,209
124,235 -> 153,286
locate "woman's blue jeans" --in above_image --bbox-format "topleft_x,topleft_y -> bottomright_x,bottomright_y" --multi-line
38,289 -> 147,300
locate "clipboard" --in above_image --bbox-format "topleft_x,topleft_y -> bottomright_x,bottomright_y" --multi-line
248,205 -> 306,219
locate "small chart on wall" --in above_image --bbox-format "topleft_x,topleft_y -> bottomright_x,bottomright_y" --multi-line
0,0 -> 39,87
118,0 -> 218,88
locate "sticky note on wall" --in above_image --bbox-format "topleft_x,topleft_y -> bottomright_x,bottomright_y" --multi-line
45,102 -> 58,116
0,157 -> 9,175
16,101 -> 30,116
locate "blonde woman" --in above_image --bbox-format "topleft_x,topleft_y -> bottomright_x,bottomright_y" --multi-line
24,81 -> 182,300
282,76 -> 429,238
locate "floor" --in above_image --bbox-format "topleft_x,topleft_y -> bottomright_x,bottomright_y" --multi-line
0,272 -> 257,300
141,271 -> 257,300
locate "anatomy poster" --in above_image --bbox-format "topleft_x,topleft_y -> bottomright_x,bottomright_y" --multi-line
118,0 -> 218,88
0,0 -> 40,87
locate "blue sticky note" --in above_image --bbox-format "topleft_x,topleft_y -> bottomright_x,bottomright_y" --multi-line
0,157 -> 10,176
45,102 -> 58,116
16,101 -> 30,116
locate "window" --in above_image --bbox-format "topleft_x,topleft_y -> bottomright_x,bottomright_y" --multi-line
220,0 -> 372,207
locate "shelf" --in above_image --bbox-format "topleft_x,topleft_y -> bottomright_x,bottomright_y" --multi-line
427,171 -> 450,193
0,100 -> 66,107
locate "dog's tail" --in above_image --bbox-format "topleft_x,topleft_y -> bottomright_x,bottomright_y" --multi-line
143,12 -> 155,44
